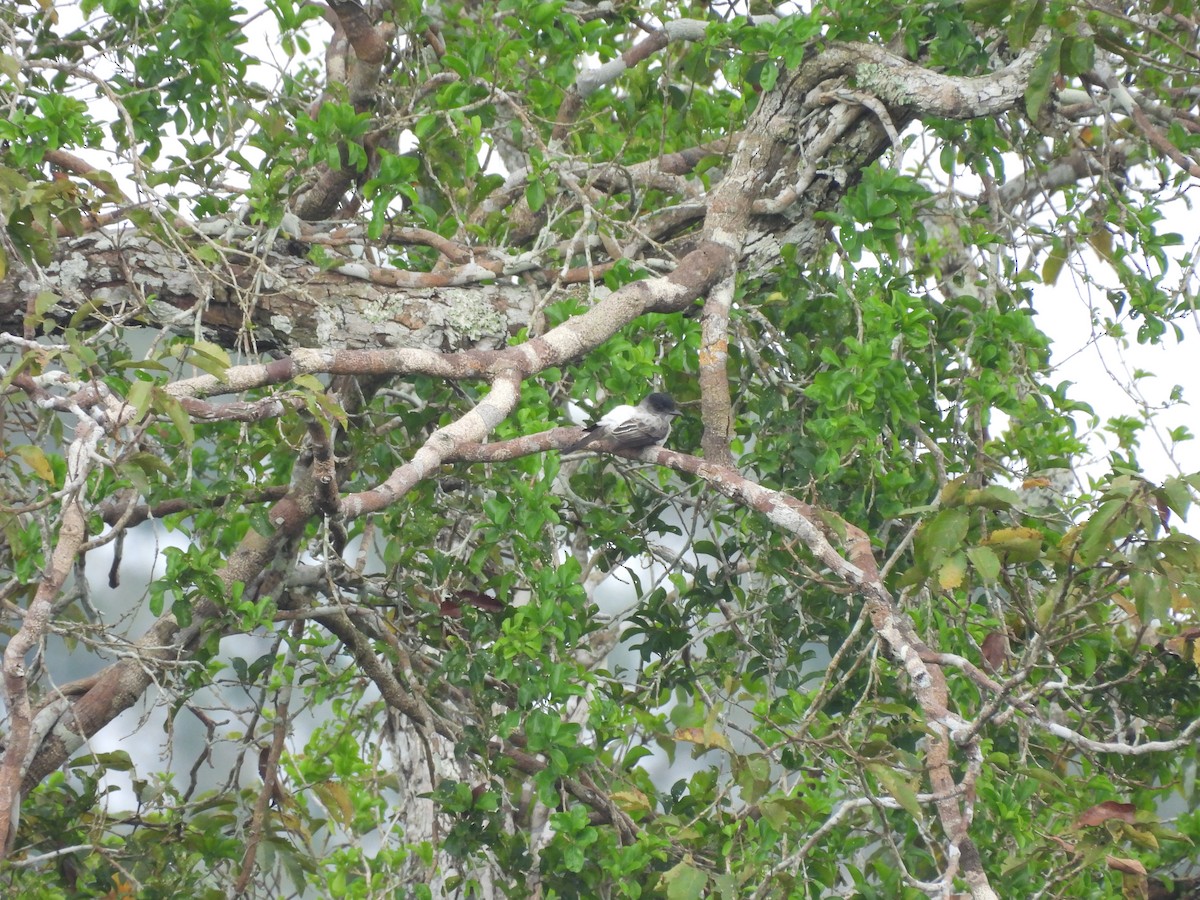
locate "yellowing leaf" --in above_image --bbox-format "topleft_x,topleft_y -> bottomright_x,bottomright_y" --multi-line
983,527 -> 1043,563
14,444 -> 54,482
673,727 -> 732,753
939,475 -> 968,506
759,798 -> 792,830
191,339 -> 231,366
938,553 -> 967,589
123,452 -> 175,479
1088,228 -> 1114,264
313,780 -> 354,827
1112,592 -> 1138,622
611,789 -> 651,813
1036,594 -> 1056,629
1120,822 -> 1159,851
1042,241 -> 1067,285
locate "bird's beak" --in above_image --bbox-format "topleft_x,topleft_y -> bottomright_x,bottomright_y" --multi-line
671,409 -> 683,417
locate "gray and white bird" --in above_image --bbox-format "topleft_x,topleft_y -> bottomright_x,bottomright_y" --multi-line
566,392 -> 682,453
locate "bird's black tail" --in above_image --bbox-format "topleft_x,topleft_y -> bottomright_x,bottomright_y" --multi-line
565,428 -> 601,453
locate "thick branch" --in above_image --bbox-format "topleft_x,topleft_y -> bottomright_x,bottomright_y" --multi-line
814,38 -> 1048,119
0,424 -> 91,856
293,0 -> 391,220
0,230 -> 530,352
163,239 -> 734,401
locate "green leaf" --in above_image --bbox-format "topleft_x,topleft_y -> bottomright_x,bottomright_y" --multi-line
1073,499 -> 1129,566
1158,476 -> 1193,519
1024,38 -> 1061,121
526,177 -> 547,214
915,508 -> 969,570
114,358 -> 172,373
305,391 -> 349,429
172,595 -> 193,627
963,485 -> 1022,510
1061,36 -> 1095,76
126,379 -> 155,419
178,340 -> 231,381
869,763 -> 923,821
758,61 -> 778,93
70,751 -> 134,771
1131,571 -> 1170,623
966,545 -> 1001,582
1008,0 -> 1046,48
154,389 -> 196,446
732,753 -> 772,802
34,290 -> 60,318
293,374 -> 326,392
662,859 -> 708,900
69,296 -> 107,328
123,452 -> 175,479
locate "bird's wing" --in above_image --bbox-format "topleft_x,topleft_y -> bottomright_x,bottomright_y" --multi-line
605,414 -> 669,448
565,404 -> 633,452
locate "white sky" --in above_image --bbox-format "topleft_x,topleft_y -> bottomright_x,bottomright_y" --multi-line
1036,245 -> 1200,492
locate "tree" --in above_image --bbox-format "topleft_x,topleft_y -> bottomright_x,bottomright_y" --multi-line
2,0 -> 1200,895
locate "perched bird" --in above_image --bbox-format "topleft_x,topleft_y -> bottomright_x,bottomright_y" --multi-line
566,392 -> 682,453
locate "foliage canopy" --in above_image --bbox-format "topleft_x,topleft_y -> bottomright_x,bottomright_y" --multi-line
3,0 -> 1200,897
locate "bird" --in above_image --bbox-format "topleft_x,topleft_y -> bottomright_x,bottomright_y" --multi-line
566,392 -> 683,454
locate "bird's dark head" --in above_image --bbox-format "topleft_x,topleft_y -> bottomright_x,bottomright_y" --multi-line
645,392 -> 682,417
